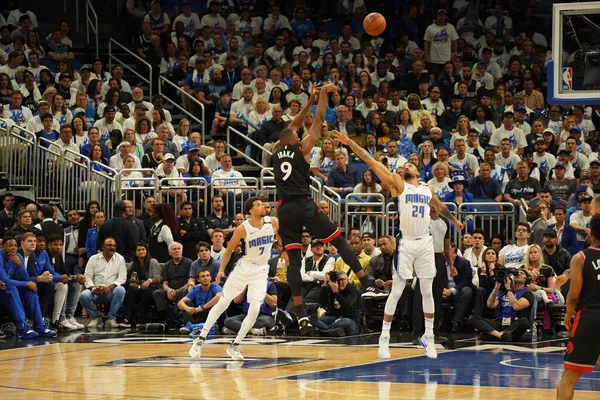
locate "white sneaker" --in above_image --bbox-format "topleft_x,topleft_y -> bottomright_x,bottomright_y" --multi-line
68,317 -> 84,330
226,344 -> 244,361
250,327 -> 267,336
419,335 -> 438,359
189,337 -> 204,358
105,319 -> 119,329
57,319 -> 76,331
87,318 -> 103,329
378,333 -> 391,359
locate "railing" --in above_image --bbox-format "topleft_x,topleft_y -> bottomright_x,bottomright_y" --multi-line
85,0 -> 99,60
2,126 -> 36,190
211,177 -> 258,216
109,38 -> 153,99
115,169 -> 159,216
457,202 -> 516,250
159,76 -> 204,143
344,193 -> 386,238
226,126 -> 271,168
321,185 -> 342,227
159,176 -> 209,217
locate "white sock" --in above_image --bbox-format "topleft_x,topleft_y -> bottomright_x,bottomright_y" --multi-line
382,321 -> 391,336
424,317 -> 434,339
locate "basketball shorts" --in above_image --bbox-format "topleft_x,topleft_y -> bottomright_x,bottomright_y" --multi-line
395,235 -> 436,280
564,307 -> 600,373
222,260 -> 270,303
277,197 -> 340,251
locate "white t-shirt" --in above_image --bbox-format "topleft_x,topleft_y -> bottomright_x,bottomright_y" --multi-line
173,14 -> 201,38
570,211 -> 592,241
200,14 -> 226,30
93,119 -> 124,142
424,23 -> 459,64
427,177 -> 452,198
211,168 -> 247,195
498,244 -> 527,270
489,126 -> 527,152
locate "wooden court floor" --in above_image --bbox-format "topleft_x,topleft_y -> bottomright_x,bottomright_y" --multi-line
0,334 -> 598,400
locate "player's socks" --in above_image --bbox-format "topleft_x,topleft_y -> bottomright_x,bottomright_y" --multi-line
381,320 -> 391,336
424,317 -> 434,339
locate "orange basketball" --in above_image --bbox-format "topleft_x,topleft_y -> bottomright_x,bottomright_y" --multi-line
363,12 -> 386,37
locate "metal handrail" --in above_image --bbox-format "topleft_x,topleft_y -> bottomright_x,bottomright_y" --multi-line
226,126 -> 270,168
321,185 -> 342,225
344,192 -> 386,238
109,38 -> 153,99
85,0 -> 99,60
158,76 -> 203,143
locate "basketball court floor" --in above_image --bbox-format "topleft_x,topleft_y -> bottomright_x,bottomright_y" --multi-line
0,329 -> 598,399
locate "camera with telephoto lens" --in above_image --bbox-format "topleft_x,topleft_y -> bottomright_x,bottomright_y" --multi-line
328,271 -> 339,283
495,266 -> 519,283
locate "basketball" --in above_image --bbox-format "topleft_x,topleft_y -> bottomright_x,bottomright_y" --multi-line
363,12 -> 386,36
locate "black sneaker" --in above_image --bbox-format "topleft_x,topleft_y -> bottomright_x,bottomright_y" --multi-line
298,318 -> 313,335
361,286 -> 388,298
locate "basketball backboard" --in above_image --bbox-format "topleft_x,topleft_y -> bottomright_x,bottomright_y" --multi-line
549,2 -> 600,105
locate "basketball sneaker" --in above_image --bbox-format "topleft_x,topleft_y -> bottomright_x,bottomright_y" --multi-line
361,286 -> 388,298
419,335 -> 438,359
68,317 -> 85,330
227,344 -> 244,361
378,333 -> 391,359
298,317 -> 313,335
189,337 -> 205,358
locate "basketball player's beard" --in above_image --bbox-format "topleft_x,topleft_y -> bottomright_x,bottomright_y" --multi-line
403,171 -> 414,180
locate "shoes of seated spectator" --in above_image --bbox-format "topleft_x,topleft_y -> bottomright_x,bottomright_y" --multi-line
57,319 -> 77,331
378,333 -> 391,359
226,343 -> 244,361
68,317 -> 85,330
180,322 -> 193,335
500,331 -> 513,343
331,327 -> 346,337
36,328 -> 57,338
361,286 -> 389,298
189,336 -> 205,358
419,335 -> 438,359
118,320 -> 131,328
298,317 -> 313,335
250,327 -> 267,336
105,319 -> 119,330
87,318 -> 103,330
20,330 -> 40,340
222,327 -> 236,335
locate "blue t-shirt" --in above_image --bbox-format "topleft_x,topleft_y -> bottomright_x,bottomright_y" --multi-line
187,283 -> 223,307
242,280 -> 277,316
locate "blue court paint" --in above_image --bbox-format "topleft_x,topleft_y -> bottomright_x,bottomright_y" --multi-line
280,351 -> 600,392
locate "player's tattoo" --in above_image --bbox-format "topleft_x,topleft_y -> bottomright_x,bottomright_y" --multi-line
439,204 -> 454,220
348,140 -> 372,162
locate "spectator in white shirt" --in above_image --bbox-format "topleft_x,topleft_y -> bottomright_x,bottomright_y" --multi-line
211,154 -> 253,215
79,237 -> 127,329
110,141 -> 141,171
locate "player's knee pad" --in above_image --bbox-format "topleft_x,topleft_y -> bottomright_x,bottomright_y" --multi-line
419,278 -> 435,314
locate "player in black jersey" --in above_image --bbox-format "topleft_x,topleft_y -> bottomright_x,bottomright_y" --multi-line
273,83 -> 370,334
557,213 -> 600,399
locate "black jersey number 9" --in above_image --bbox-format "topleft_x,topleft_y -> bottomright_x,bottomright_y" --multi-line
280,161 -> 292,181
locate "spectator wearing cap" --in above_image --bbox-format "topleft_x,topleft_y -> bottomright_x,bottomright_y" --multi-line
559,126 -> 592,157
3,90 -> 33,127
544,162 -> 577,206
542,128 -> 559,155
423,9 -> 459,78
562,134 -> 590,172
93,105 -> 124,142
122,102 -> 149,132
156,153 -> 187,206
296,239 -> 335,305
110,141 -> 141,171
489,111 -> 527,155
541,228 -> 571,276
421,86 -> 445,124
468,162 -> 503,202
361,232 -> 381,258
514,105 -> 531,135
55,73 -> 77,107
444,172 -> 475,232
533,136 -> 557,176
293,31 -> 314,61
490,39 -> 509,72
19,69 -> 40,111
11,14 -> 32,42
479,47 -> 503,82
176,143 -> 207,175
570,194 -> 593,251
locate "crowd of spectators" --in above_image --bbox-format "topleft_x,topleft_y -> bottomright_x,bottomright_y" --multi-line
0,0 -> 594,339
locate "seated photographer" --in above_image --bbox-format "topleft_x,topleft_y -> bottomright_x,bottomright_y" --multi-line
468,268 -> 534,342
223,281 -> 278,336
177,268 -> 223,335
317,271 -> 359,337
